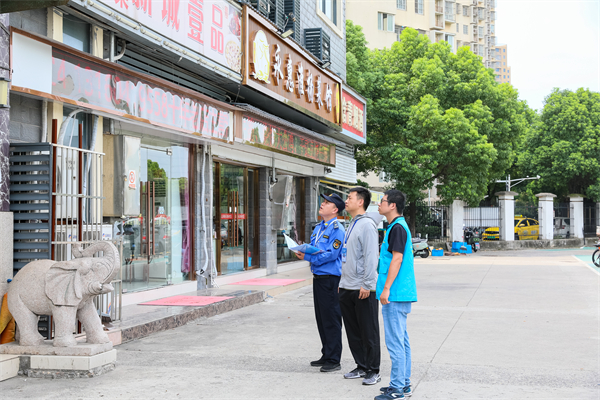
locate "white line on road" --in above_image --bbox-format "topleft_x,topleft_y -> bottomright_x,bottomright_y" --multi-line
572,255 -> 600,275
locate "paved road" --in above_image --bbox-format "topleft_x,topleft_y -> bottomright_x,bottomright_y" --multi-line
2,249 -> 598,399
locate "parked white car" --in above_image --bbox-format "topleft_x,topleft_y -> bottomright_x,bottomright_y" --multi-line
553,217 -> 570,238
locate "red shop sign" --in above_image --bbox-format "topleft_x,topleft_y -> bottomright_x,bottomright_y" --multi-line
221,213 -> 246,220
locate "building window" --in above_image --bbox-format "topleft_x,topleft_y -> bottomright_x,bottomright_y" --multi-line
495,68 -> 500,72
463,6 -> 469,16
397,0 -> 407,10
320,0 -> 338,25
456,4 -> 461,14
503,49 -> 506,52
456,24 -> 459,32
63,13 -> 90,53
378,12 -> 395,32
395,25 -> 405,41
463,25 -> 468,34
503,68 -> 505,72
415,0 -> 424,15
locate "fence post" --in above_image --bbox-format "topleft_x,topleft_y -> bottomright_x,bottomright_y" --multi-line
449,199 -> 465,242
535,193 -> 556,240
569,194 -> 585,239
495,191 -> 518,241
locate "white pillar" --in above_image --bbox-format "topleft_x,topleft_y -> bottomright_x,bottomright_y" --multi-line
450,199 -> 465,242
596,203 -> 600,234
569,194 -> 584,239
536,193 -> 556,240
496,191 -> 518,241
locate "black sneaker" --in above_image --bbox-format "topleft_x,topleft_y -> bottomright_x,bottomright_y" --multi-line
362,371 -> 381,385
310,358 -> 325,367
320,363 -> 341,372
403,385 -> 412,397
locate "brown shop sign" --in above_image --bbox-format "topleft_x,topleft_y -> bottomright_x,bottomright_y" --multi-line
242,7 -> 342,128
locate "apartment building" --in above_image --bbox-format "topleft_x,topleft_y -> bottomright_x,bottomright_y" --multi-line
347,0 -> 500,70
495,44 -> 511,83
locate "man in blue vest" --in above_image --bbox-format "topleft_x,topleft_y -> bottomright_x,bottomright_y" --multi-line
375,190 -> 417,400
294,193 -> 346,373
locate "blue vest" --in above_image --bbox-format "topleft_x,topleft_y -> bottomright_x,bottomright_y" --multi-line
376,217 -> 417,302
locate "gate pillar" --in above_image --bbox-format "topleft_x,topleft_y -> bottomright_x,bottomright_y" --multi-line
535,193 -> 556,240
569,194 -> 585,239
449,199 -> 465,242
495,191 -> 518,241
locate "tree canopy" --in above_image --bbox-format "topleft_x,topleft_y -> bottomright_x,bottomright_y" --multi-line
347,24 -> 532,231
519,88 -> 600,201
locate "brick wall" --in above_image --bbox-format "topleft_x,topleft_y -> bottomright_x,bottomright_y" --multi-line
300,0 -> 346,82
9,94 -> 43,143
9,8 -> 47,36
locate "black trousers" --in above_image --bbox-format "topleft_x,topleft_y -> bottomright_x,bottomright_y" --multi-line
339,288 -> 381,373
313,275 -> 342,365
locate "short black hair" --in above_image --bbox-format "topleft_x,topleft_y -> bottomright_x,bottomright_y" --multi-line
349,186 -> 371,211
384,190 -> 406,215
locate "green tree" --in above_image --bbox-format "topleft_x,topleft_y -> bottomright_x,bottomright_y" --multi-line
349,27 -> 530,233
519,88 -> 600,201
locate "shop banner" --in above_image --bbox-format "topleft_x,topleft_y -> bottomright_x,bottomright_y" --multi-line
221,213 -> 246,220
96,0 -> 242,73
242,6 -> 342,128
242,116 -> 334,165
50,46 -> 232,141
341,85 -> 367,144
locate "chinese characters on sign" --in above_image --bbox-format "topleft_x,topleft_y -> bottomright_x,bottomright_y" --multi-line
342,89 -> 365,139
243,9 -> 342,127
242,116 -> 333,165
100,0 -> 242,73
51,47 -> 233,141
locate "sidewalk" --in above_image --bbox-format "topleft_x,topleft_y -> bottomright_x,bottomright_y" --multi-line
107,263 -> 314,345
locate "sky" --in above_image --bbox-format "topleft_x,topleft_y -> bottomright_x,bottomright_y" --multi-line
495,0 -> 600,111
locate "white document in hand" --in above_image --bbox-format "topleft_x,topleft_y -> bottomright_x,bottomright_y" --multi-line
283,233 -> 324,255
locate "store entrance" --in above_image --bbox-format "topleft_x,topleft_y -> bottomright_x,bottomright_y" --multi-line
122,144 -> 192,292
214,162 -> 258,275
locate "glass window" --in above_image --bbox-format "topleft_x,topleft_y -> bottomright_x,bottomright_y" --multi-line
397,0 -> 407,10
63,13 -> 90,53
378,13 -> 394,32
378,12 -> 383,30
415,0 -> 424,14
387,14 -> 394,31
321,0 -> 337,25
463,25 -> 468,34
61,108 -> 89,148
456,24 -> 459,33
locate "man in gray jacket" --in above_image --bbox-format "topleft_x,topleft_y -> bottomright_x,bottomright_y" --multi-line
339,186 -> 382,386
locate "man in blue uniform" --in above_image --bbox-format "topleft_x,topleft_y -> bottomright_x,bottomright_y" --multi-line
295,193 -> 346,372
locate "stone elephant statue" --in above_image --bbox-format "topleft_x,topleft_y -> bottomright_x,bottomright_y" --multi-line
7,241 -> 120,347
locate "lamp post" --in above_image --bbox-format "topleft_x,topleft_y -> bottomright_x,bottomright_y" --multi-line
495,174 -> 541,191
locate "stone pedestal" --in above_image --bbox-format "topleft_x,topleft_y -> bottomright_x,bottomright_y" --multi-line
0,341 -> 116,379
496,191 -> 519,241
449,200 -> 466,242
0,354 -> 19,381
569,194 -> 584,239
536,193 -> 556,240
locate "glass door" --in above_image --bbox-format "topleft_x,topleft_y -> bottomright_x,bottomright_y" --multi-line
214,162 -> 258,275
122,145 -> 191,292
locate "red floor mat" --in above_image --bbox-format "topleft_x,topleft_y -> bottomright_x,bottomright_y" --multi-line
229,278 -> 304,286
140,295 -> 234,306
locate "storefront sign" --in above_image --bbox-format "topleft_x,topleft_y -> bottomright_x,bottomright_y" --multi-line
95,0 -> 242,73
221,213 -> 246,220
11,31 -> 235,142
242,6 -> 342,128
341,85 -> 367,144
242,116 -> 335,165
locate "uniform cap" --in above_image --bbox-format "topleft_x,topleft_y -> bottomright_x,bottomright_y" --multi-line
320,193 -> 345,213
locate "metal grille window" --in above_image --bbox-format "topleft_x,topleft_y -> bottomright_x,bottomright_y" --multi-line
397,0 -> 407,10
304,28 -> 330,62
415,0 -> 424,15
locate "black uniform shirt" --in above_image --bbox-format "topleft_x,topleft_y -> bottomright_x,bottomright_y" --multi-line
387,217 -> 408,255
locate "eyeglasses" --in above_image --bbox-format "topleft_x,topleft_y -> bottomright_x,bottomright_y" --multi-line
380,199 -> 390,204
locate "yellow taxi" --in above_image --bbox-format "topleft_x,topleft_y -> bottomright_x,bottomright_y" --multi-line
482,216 -> 540,241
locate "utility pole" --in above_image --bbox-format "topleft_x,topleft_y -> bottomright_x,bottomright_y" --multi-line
496,174 -> 540,191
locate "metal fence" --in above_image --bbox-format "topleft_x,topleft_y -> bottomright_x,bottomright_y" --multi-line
584,203 -> 597,237
407,202 -> 449,240
464,206 -> 500,241
51,142 -> 122,323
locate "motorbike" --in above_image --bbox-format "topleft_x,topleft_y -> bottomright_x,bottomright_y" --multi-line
412,235 -> 430,258
464,227 -> 481,252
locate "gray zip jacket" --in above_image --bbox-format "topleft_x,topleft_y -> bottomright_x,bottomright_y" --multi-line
339,212 -> 383,291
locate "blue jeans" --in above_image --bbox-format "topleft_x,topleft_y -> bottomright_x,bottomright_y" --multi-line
381,301 -> 411,389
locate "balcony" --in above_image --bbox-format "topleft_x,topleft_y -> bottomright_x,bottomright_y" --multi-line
478,8 -> 486,20
435,0 -> 444,14
431,14 -> 444,29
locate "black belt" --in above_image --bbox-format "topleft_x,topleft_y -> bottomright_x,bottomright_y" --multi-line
313,274 -> 339,279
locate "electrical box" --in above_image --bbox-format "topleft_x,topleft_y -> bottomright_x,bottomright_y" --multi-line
103,135 -> 141,217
